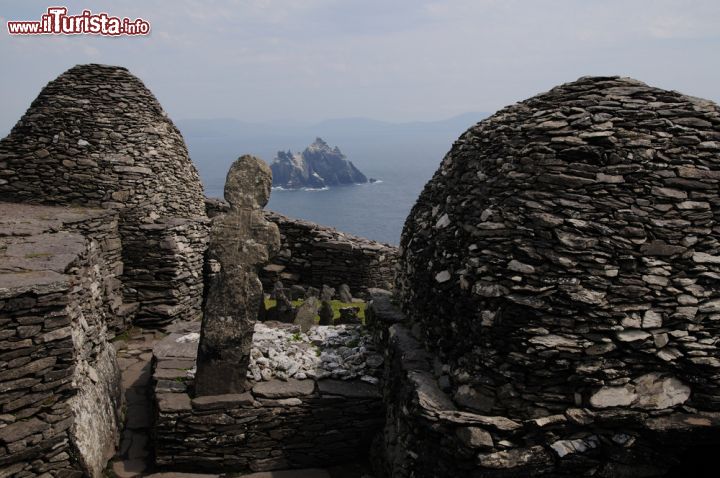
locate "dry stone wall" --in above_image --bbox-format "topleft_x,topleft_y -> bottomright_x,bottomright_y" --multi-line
207,200 -> 398,294
0,64 -> 209,326
0,203 -> 125,477
368,290 -> 720,478
122,217 -> 208,326
152,330 -> 383,473
394,77 -> 720,475
262,212 -> 397,294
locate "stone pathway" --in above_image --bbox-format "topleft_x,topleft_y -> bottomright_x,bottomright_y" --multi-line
111,327 -> 164,477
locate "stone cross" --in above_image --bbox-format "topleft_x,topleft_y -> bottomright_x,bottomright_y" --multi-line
195,155 -> 280,396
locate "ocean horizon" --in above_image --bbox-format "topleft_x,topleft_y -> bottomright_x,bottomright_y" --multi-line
186,113 -> 487,246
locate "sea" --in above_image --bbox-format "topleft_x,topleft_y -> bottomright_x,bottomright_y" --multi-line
180,113 -> 486,245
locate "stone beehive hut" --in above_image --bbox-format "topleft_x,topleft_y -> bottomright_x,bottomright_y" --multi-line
393,77 -> 720,475
0,64 -> 208,326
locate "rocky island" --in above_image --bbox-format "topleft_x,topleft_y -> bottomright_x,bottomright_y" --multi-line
270,137 -> 370,189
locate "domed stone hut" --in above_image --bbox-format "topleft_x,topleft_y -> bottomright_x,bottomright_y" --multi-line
0,64 -> 208,326
391,77 -> 720,475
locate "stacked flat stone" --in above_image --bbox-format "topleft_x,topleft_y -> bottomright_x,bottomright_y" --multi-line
152,329 -> 383,473
263,211 -> 397,293
0,64 -> 209,326
394,77 -> 720,475
206,200 -> 398,294
0,203 -> 124,477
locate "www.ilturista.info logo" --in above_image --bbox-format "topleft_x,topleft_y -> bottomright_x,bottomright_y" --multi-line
7,7 -> 150,36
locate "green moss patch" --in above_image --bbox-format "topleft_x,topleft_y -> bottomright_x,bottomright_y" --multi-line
264,298 -> 366,323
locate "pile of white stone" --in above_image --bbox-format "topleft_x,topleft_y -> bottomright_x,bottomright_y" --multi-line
247,323 -> 384,383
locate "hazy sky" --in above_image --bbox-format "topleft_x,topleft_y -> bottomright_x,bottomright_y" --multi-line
1,0 -> 719,134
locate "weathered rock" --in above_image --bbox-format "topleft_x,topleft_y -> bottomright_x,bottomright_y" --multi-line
195,156 -> 280,396
267,282 -> 295,323
338,283 -> 353,303
453,384 -> 495,413
290,284 -> 307,300
294,296 -> 319,332
455,427 -> 494,449
336,306 -> 361,325
252,379 -> 315,398
321,285 -> 336,301
386,76 -> 720,477
270,281 -> 286,299
590,385 -> 637,408
270,137 -> 368,189
318,379 -> 381,398
318,300 -> 335,326
632,373 -> 691,410
191,393 -> 254,410
247,322 -> 383,382
0,203 -> 125,478
257,211 -> 398,293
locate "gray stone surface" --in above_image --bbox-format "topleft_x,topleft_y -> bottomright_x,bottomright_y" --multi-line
195,155 -> 280,396
338,284 -> 353,303
0,64 -> 209,328
0,202 -> 125,477
270,137 -> 368,189
320,285 -> 336,301
336,306 -> 361,325
154,352 -> 382,475
318,379 -> 381,398
253,379 -> 316,398
294,296 -> 319,332
252,210 -> 397,294
318,300 -> 334,326
192,393 -> 254,410
388,76 -> 720,477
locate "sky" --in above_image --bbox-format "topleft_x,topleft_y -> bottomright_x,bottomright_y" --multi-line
1,0 -> 719,134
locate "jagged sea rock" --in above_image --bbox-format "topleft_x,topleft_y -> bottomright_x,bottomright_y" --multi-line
270,137 -> 368,189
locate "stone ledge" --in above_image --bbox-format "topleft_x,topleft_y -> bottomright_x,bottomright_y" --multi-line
192,393 -> 254,410
0,270 -> 70,299
317,379 -> 381,399
157,392 -> 192,412
252,379 -> 315,399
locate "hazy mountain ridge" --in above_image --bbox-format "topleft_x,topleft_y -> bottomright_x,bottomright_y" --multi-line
177,112 -> 487,142
177,112 -> 488,192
